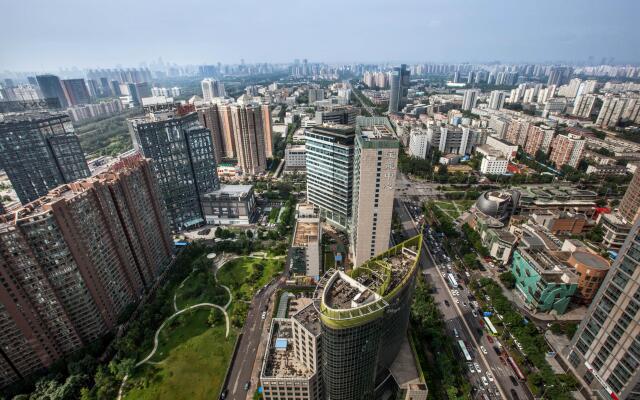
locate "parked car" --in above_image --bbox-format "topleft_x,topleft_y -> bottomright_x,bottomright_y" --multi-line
480,346 -> 488,355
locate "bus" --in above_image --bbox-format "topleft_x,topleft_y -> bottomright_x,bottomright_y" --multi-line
484,317 -> 498,335
458,340 -> 472,361
507,356 -> 526,380
447,273 -> 458,288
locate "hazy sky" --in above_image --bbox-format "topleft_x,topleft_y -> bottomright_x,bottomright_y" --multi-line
2,0 -> 639,71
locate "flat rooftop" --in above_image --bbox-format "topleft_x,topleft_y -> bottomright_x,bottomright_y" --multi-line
519,248 -> 577,284
293,218 -> 320,247
292,303 -> 321,337
204,184 -> 253,197
261,319 -> 314,379
359,124 -> 396,140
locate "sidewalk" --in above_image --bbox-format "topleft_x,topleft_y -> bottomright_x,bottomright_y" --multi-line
245,289 -> 277,399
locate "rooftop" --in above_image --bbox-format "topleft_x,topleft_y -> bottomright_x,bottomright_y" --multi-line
261,319 -> 314,379
292,303 -> 321,337
292,218 -> 320,247
518,248 -> 578,284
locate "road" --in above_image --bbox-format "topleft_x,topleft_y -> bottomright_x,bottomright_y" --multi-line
348,81 -> 377,116
395,197 -> 530,400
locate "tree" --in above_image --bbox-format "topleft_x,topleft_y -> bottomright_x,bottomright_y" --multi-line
108,358 -> 135,380
499,271 -> 516,289
246,230 -> 254,239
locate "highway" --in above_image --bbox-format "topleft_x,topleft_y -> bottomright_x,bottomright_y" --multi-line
395,197 -> 530,400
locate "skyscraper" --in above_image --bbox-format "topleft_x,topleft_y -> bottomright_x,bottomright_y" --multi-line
488,90 -> 506,110
129,109 -> 220,231
462,89 -> 480,111
201,78 -> 226,101
218,104 -> 237,158
566,219 -> 640,400
262,103 -> 274,158
305,124 -> 355,229
350,116 -> 399,267
61,78 -> 91,106
0,112 -> 90,204
619,169 -> 640,225
35,74 -> 68,108
197,104 -> 226,162
230,104 -> 268,175
0,156 -> 173,388
388,64 -> 410,113
596,95 -> 627,128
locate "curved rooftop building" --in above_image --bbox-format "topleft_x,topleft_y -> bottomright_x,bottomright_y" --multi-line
475,189 -> 520,222
314,235 -> 422,400
566,251 -> 610,304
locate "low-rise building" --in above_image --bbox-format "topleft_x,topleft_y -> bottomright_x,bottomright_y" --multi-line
201,184 -> 256,225
585,164 -> 628,177
291,205 -> 322,280
486,135 -> 518,161
285,144 -> 306,173
530,210 -> 587,235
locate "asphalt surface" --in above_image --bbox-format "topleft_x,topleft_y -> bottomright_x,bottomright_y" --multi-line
394,197 -> 531,400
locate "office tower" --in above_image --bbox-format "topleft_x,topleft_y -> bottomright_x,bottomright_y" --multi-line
305,124 -> 355,229
351,116 -> 399,267
230,104 -> 267,175
308,89 -> 324,103
596,95 -> 627,128
201,78 -> 225,101
488,90 -> 506,110
110,80 -> 122,96
261,103 -> 273,158
85,79 -> 100,99
27,76 -> 37,86
388,64 -> 410,113
619,170 -> 640,225
61,78 -> 91,106
315,106 -> 359,125
0,156 -> 173,388
573,94 -> 599,119
0,112 -> 90,204
567,219 -> 640,400
129,109 -> 220,231
318,236 -> 423,399
35,74 -> 68,107
462,89 -> 479,111
127,82 -> 151,107
549,133 -> 585,169
453,71 -> 460,83
197,104 -> 226,162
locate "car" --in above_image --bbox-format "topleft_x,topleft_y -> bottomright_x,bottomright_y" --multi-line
454,328 -> 459,338
244,381 -> 251,391
486,371 -> 494,382
481,376 -> 489,386
485,295 -> 491,301
474,362 -> 482,373
261,311 -> 267,320
444,300 -> 450,307
510,389 -> 520,400
480,346 -> 488,355
487,335 -> 494,343
462,302 -> 467,307
219,388 -> 228,399
455,298 -> 460,304
465,271 -> 471,278
493,346 -> 501,355
472,310 -> 478,318
468,363 -> 475,374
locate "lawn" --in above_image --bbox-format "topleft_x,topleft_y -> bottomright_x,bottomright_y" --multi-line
217,256 -> 284,299
174,269 -> 229,309
123,309 -> 237,400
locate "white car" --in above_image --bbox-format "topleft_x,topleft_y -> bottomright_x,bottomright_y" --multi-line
474,362 -> 482,373
481,376 -> 489,386
468,363 -> 475,374
486,371 -> 494,382
455,298 -> 460,304
480,346 -> 488,355
261,311 -> 267,320
472,310 -> 478,318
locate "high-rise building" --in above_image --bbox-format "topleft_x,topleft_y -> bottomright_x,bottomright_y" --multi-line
314,106 -> 360,125
230,104 -> 268,175
523,125 -> 555,156
388,64 -> 410,113
351,116 -> 399,267
408,129 -> 429,159
61,78 -> 90,106
0,156 -> 173,388
126,82 -> 151,107
549,133 -> 585,169
619,169 -> 640,225
547,66 -> 571,86
35,74 -> 68,108
129,109 -> 220,231
197,104 -> 227,162
308,89 -> 325,104
596,95 -> 627,128
262,104 -> 273,158
217,104 -> 237,159
573,94 -> 599,119
0,112 -> 90,204
462,89 -> 479,111
488,90 -> 506,110
566,219 -> 640,400
201,78 -> 225,102
305,124 -> 355,229
318,236 -> 424,398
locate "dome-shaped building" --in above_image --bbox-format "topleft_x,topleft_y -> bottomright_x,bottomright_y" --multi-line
475,190 -> 520,222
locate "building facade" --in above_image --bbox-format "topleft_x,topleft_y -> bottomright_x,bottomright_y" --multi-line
201,184 -> 256,225
305,125 -> 355,229
549,133 -> 585,168
567,219 -> 640,400
350,117 -> 399,267
0,112 -> 90,204
129,109 -> 220,231
0,157 -> 174,388
619,169 -> 640,224
388,64 -> 410,113
35,74 -> 68,108
231,104 -> 268,175
61,79 -> 90,106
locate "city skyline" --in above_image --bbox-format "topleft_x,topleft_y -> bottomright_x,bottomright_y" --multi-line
2,0 -> 640,72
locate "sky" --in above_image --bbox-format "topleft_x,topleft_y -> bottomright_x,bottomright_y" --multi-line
1,0 -> 639,71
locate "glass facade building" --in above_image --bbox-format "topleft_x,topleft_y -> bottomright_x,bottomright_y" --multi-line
130,110 -> 220,231
305,125 -> 355,229
0,112 -> 90,204
388,64 -> 410,113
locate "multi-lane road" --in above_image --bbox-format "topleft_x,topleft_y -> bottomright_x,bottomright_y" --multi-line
394,197 -> 530,400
